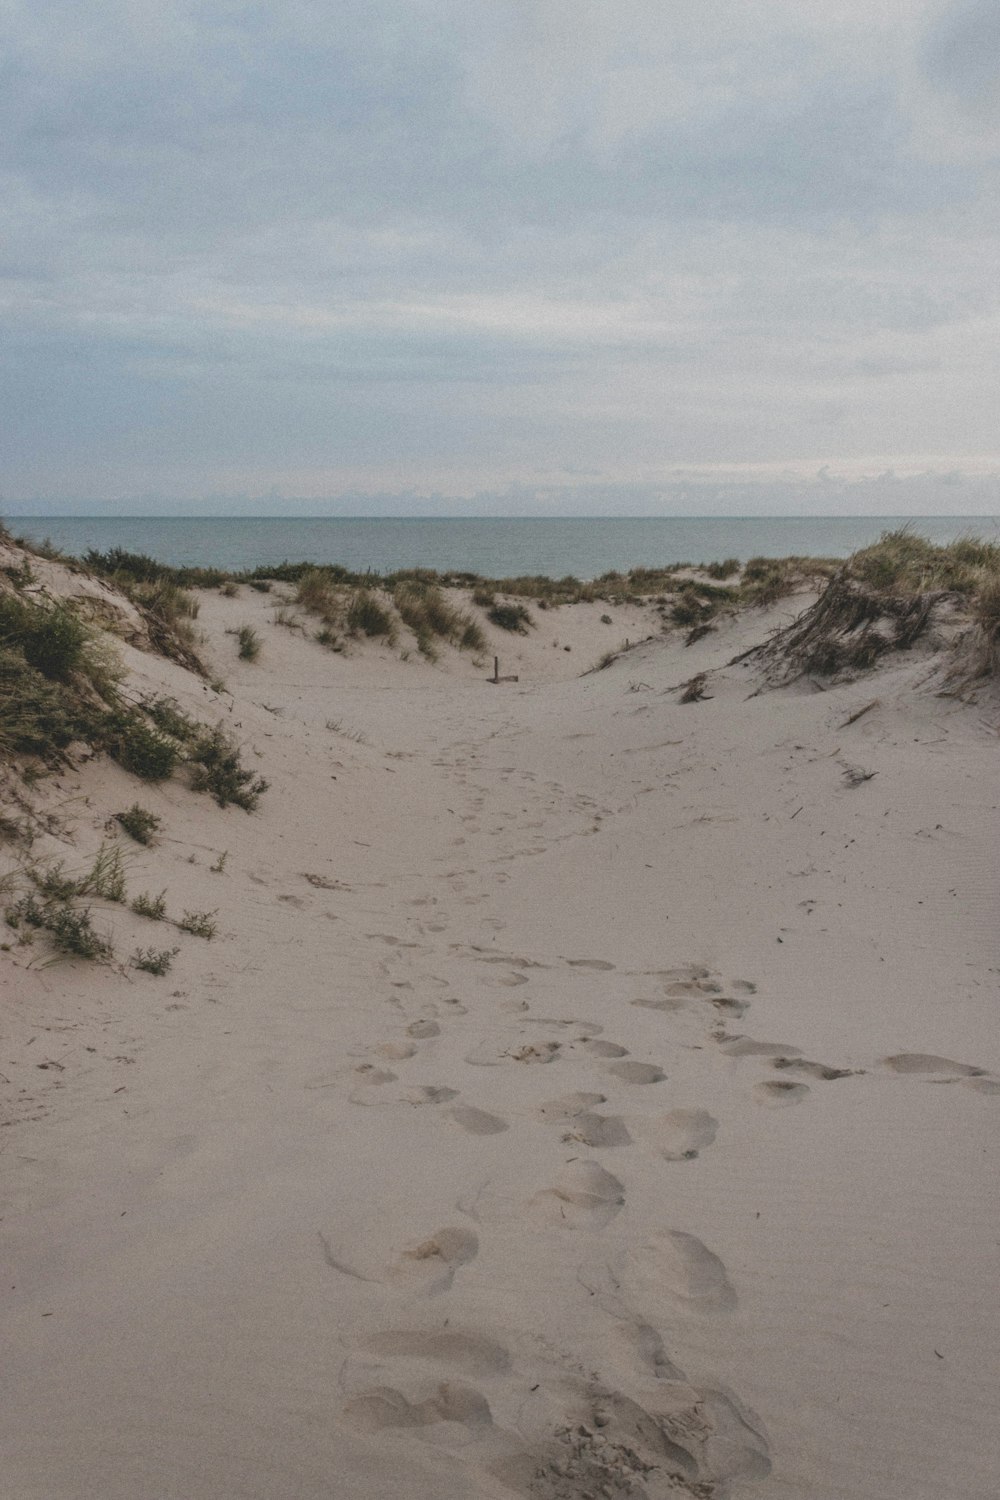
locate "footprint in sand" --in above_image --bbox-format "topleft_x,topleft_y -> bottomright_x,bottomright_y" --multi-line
536,1092 -> 607,1121
606,1060 -> 666,1085
771,1057 -> 856,1081
448,1104 -> 509,1135
882,1052 -> 986,1077
530,1160 -> 625,1229
718,1037 -> 800,1059
344,1380 -> 493,1433
608,1318 -> 684,1380
564,958 -> 617,971
466,1038 -> 561,1067
754,1079 -> 809,1107
640,1108 -> 718,1161
349,1081 -> 458,1108
585,1040 -> 629,1058
388,1227 -> 480,1296
407,1020 -> 440,1039
373,1042 -> 418,1061
352,1064 -> 398,1084
361,1329 -> 511,1377
623,1228 -> 736,1313
560,1112 -> 632,1148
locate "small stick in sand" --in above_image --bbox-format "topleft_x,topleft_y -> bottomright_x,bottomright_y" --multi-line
840,698 -> 880,728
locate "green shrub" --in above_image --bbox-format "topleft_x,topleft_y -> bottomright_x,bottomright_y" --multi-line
131,946 -> 178,975
705,558 -> 740,580
236,624 -> 261,660
107,713 -> 181,781
131,890 -> 167,920
6,891 -> 114,961
0,595 -> 89,680
115,804 -> 161,845
142,695 -> 199,743
347,591 -> 396,639
178,909 -> 217,939
0,647 -> 97,758
487,602 -> 533,633
187,725 -> 268,810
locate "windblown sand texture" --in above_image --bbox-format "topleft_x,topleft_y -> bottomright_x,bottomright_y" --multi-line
3,561 -> 999,1499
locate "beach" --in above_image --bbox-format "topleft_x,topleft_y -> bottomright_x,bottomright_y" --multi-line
2,540 -> 999,1499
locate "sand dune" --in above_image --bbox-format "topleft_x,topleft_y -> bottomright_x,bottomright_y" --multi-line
2,562 -> 999,1498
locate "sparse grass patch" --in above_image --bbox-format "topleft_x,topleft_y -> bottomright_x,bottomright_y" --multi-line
115,804 -> 161,845
131,890 -> 167,920
178,909 -> 217,939
187,724 -> 268,810
487,602 -> 533,633
236,624 -> 261,660
106,712 -> 181,781
0,594 -> 90,680
347,590 -> 396,639
5,891 -> 113,960
131,946 -> 178,975
704,558 -> 740,580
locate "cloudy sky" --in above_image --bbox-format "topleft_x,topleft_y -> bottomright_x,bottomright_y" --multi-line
3,0 -> 999,514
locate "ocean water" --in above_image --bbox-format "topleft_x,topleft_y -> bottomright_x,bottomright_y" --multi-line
9,515 -> 997,578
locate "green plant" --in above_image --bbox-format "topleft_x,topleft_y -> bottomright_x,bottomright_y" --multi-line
236,624 -> 261,660
220,581 -> 239,597
209,850 -> 228,874
106,712 -> 181,781
487,602 -> 533,633
704,558 -> 740,580
142,695 -> 199,743
131,946 -> 178,975
46,904 -> 113,959
0,594 -> 90,680
187,724 -> 268,810
346,591 -> 396,639
178,908 -> 217,939
131,890 -> 167,920
81,843 -> 127,902
5,890 -> 112,960
115,804 -> 161,845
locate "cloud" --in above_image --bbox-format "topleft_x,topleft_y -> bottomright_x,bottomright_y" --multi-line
0,1 -> 998,508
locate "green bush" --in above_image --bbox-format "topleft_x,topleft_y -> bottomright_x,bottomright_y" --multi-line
347,591 -> 396,639
115,804 -> 161,845
132,946 -> 177,975
188,725 -> 268,810
0,595 -> 89,680
236,624 -> 261,660
131,890 -> 167,920
107,713 -> 181,781
178,909 -> 217,939
487,602 -> 533,633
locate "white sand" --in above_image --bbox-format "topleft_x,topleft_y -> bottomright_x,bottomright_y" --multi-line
3,568 -> 999,1499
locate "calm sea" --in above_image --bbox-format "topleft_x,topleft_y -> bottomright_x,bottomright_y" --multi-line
9,516 -> 997,578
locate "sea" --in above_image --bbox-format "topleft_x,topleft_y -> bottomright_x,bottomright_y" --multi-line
8,515 -> 998,579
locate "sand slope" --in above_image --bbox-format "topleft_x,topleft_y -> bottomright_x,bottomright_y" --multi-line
2,578 -> 999,1499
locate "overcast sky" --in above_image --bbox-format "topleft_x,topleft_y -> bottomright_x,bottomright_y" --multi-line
3,0 -> 999,515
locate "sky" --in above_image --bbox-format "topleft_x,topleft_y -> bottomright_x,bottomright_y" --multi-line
2,0 -> 999,516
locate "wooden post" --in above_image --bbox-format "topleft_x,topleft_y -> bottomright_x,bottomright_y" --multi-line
493,656 -> 499,683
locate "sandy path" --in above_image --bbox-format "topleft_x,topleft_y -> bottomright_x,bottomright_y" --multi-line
3,590 -> 999,1499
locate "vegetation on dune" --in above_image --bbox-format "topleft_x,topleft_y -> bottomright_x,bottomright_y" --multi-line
744,530 -> 1000,686
235,624 -> 262,660
115,805 -> 161,845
